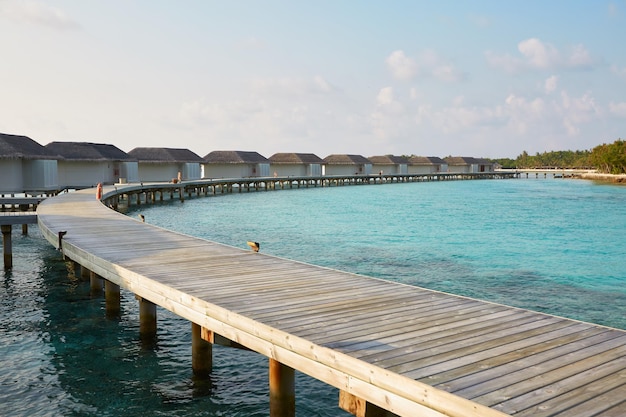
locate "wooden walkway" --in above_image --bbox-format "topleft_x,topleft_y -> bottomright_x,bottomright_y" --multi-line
0,196 -> 44,225
36,185 -> 626,417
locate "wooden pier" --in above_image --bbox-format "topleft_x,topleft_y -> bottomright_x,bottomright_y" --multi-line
34,179 -> 626,416
0,196 -> 44,268
497,168 -> 595,179
101,172 -> 518,209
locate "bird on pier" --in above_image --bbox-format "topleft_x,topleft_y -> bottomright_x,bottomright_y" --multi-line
246,241 -> 260,252
138,214 -> 145,222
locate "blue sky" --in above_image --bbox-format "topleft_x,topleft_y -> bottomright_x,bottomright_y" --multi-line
1,1 -> 625,158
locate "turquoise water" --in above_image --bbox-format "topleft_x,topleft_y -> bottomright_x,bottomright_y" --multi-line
129,178 -> 626,329
1,178 -> 625,416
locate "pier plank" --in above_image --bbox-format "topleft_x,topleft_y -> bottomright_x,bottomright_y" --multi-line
36,184 -> 626,417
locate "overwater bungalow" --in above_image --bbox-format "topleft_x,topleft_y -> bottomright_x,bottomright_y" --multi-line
268,153 -> 324,177
45,141 -> 138,188
0,133 -> 60,193
444,156 -> 494,173
202,150 -> 270,178
407,156 -> 448,174
322,154 -> 372,176
368,155 -> 409,175
128,147 -> 203,182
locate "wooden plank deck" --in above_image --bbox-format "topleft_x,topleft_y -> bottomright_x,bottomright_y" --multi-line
0,212 -> 38,225
36,186 -> 626,417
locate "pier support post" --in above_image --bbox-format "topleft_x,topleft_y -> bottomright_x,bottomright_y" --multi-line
339,391 -> 398,417
79,264 -> 91,282
138,296 -> 157,340
22,224 -> 28,235
192,323 -> 213,377
105,280 -> 121,318
2,224 -> 12,269
90,271 -> 104,295
269,358 -> 295,417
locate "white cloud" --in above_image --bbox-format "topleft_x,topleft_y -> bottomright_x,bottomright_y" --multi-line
249,76 -> 336,96
560,91 -> 600,122
558,91 -> 601,135
611,65 -> 626,79
429,105 -> 500,134
370,87 -> 411,143
432,64 -> 464,83
386,50 -> 419,81
486,38 -> 594,73
376,87 -> 395,106
0,0 -> 80,30
504,94 -> 547,134
567,44 -> 593,68
518,38 -> 561,69
609,102 -> 626,118
452,96 -> 465,106
412,90 -> 598,141
484,51 -> 521,73
545,75 -> 558,94
386,49 -> 464,83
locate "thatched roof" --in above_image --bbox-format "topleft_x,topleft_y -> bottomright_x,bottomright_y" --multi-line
46,142 -> 134,161
128,147 -> 203,163
0,133 -> 61,160
408,156 -> 447,165
322,154 -> 371,164
269,153 -> 324,164
444,156 -> 493,165
203,151 -> 269,164
368,155 -> 409,164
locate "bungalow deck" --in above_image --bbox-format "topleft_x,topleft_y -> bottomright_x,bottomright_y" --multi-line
35,184 -> 626,417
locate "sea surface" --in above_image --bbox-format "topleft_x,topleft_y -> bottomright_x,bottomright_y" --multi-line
1,177 -> 626,416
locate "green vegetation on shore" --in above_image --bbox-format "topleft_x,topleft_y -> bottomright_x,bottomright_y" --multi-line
491,139 -> 625,174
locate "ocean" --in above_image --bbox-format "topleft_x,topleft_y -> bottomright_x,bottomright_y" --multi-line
1,177 -> 625,416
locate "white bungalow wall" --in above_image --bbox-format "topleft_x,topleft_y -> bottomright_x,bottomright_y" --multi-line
325,165 -> 358,175
135,162 -> 199,182
257,163 -> 270,177
137,164 -> 180,182
325,164 -> 371,176
120,162 -> 139,183
23,159 -> 59,191
308,164 -> 322,176
0,159 -> 24,192
183,163 -> 201,180
270,163 -> 322,177
447,165 -> 471,174
372,164 -> 404,175
408,164 -> 446,174
57,161 -> 117,187
270,164 -> 305,177
203,164 -> 260,178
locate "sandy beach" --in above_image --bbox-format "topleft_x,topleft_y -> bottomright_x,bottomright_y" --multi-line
577,172 -> 626,183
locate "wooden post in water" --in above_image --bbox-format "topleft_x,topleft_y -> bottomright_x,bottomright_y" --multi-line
137,296 -> 157,340
22,224 -> 28,235
2,224 -> 12,269
80,264 -> 91,282
269,358 -> 295,417
89,271 -> 104,295
192,323 -> 212,377
105,280 -> 121,318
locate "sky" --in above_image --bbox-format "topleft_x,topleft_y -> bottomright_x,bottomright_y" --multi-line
1,1 -> 625,159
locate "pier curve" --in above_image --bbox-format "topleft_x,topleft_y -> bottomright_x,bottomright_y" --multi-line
36,180 -> 626,417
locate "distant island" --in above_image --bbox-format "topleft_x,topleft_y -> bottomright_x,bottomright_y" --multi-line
489,139 -> 625,175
